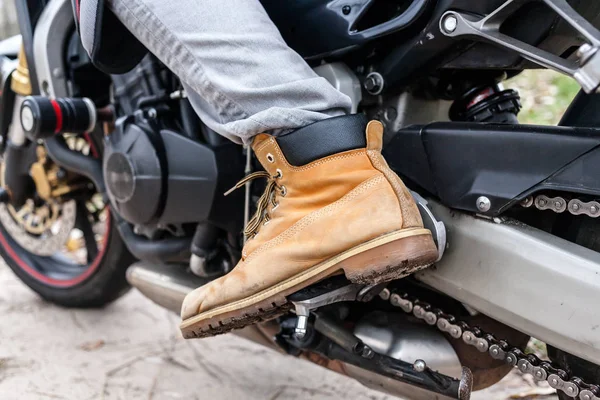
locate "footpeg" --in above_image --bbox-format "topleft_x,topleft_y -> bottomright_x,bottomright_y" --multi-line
288,276 -> 385,338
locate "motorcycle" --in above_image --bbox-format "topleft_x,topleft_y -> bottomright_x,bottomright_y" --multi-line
1,0 -> 600,398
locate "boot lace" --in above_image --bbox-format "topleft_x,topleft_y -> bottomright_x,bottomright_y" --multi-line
225,170 -> 285,239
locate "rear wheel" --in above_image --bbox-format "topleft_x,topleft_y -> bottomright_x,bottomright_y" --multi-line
0,136 -> 135,307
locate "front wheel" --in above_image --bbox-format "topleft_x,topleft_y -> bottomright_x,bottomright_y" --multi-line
0,137 -> 136,308
0,202 -> 135,308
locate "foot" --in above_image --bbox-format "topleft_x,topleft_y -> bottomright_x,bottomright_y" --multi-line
180,115 -> 438,338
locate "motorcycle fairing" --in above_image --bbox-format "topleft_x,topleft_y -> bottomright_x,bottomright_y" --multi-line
384,121 -> 600,216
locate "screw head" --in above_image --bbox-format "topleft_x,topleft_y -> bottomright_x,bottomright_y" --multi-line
364,72 -> 384,95
476,196 -> 491,212
413,359 -> 427,372
443,14 -> 458,33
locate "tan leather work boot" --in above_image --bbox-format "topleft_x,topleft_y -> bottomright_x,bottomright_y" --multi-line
180,115 -> 438,338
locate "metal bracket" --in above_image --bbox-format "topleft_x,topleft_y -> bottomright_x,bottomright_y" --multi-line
439,0 -> 600,93
290,281 -> 384,338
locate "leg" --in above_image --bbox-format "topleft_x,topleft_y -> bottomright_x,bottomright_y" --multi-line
100,0 -> 438,338
106,0 -> 351,144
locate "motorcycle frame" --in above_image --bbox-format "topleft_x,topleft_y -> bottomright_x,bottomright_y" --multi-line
7,0 -> 600,372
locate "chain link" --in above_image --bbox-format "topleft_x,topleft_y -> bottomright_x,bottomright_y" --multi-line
522,194 -> 600,219
381,291 -> 600,399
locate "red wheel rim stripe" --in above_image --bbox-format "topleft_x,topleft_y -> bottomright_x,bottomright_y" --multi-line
0,212 -> 111,287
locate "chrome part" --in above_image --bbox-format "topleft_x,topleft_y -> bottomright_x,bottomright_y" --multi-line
439,0 -> 600,93
416,199 -> 600,365
354,312 -> 463,379
291,283 -> 364,337
413,359 -> 427,372
126,262 -> 206,313
476,196 -> 491,212
294,315 -> 309,339
33,0 -> 72,97
313,63 -> 362,113
412,191 -> 447,261
442,14 -> 458,33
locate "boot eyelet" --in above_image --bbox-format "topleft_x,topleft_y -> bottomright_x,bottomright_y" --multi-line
266,153 -> 275,163
275,169 -> 283,179
272,202 -> 279,211
280,186 -> 287,197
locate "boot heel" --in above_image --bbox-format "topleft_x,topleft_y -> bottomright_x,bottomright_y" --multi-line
341,233 -> 438,285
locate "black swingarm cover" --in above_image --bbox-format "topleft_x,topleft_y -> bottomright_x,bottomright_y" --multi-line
384,122 -> 600,216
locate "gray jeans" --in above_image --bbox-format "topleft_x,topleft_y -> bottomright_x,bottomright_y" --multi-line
104,0 -> 352,144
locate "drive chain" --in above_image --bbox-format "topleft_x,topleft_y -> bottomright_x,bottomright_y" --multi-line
522,194 -> 600,218
381,290 -> 600,399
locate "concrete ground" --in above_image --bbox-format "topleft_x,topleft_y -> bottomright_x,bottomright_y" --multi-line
0,261 -> 558,400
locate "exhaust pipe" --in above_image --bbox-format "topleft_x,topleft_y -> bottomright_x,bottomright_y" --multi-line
126,262 -> 206,314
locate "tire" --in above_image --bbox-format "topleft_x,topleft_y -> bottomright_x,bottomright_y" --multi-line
0,208 -> 136,308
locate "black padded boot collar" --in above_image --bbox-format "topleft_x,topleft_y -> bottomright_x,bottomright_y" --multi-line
276,114 -> 368,166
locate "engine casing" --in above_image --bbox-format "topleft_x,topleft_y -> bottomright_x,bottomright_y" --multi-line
103,115 -> 244,232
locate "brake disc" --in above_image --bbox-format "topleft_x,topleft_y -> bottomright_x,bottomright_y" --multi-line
0,200 -> 77,256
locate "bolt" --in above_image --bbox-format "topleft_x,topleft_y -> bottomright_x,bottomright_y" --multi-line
442,14 -> 458,33
476,196 -> 491,212
577,43 -> 598,65
361,346 -> 374,359
294,315 -> 309,339
364,72 -> 384,95
342,5 -> 351,15
413,359 -> 427,372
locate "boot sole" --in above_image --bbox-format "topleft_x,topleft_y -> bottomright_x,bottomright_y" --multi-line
180,228 -> 437,339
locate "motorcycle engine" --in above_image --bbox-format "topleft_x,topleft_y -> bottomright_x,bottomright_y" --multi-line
103,115 -> 220,227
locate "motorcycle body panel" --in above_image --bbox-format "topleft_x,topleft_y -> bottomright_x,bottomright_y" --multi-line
384,122 -> 600,216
